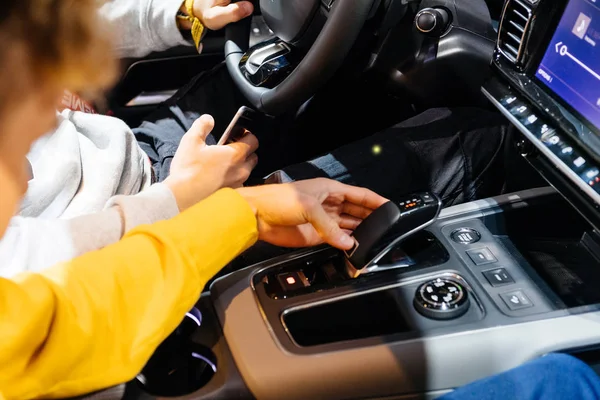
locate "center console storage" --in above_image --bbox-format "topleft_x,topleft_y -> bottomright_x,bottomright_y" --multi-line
283,288 -> 414,347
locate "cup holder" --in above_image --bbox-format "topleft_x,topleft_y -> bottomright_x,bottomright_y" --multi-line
177,307 -> 203,337
136,308 -> 217,397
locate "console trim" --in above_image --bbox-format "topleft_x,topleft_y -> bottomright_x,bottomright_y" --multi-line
482,86 -> 600,205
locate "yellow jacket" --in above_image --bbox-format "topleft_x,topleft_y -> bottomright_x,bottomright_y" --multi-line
0,189 -> 258,399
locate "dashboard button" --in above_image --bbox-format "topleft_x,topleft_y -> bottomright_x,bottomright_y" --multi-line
401,198 -> 423,212
277,271 -> 309,292
573,156 -> 587,169
500,290 -> 533,310
522,113 -> 540,126
483,268 -> 514,287
450,228 -> 481,244
534,123 -> 554,138
510,104 -> 530,116
466,247 -> 497,265
584,168 -> 600,187
541,130 -> 561,145
500,95 -> 519,107
421,193 -> 435,204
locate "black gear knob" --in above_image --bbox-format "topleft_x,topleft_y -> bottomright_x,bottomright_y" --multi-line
415,7 -> 451,37
345,192 -> 442,277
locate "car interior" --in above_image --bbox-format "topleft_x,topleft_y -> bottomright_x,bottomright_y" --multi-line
94,0 -> 600,398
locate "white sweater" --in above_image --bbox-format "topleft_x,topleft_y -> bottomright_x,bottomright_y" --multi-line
0,0 -> 192,277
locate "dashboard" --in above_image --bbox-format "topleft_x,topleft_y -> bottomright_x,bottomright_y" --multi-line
484,0 -> 600,228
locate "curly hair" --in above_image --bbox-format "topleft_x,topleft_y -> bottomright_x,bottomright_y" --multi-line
0,0 -> 116,109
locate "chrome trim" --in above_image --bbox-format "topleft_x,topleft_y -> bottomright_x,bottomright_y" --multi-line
482,87 -> 600,205
360,257 -> 416,275
415,10 -> 437,33
279,271 -> 485,348
343,237 -> 360,259
245,42 -> 291,75
191,352 -> 218,373
497,0 -> 533,66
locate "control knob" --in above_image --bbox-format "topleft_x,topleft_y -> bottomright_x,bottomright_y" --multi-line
415,7 -> 451,37
414,278 -> 470,320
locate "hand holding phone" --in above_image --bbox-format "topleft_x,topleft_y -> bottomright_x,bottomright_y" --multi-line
217,106 -> 260,145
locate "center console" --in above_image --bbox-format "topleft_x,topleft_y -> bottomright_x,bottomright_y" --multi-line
125,0 -> 600,399
128,187 -> 600,400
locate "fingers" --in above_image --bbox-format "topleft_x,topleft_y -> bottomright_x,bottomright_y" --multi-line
319,179 -> 388,210
201,1 -> 254,30
304,197 -> 354,250
229,132 -> 259,158
258,224 -> 323,248
246,152 -> 259,169
341,184 -> 389,210
187,115 -> 215,144
341,202 -> 376,220
238,153 -> 258,184
337,214 -> 363,230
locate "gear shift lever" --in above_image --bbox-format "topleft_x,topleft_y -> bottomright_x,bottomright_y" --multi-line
345,192 -> 442,277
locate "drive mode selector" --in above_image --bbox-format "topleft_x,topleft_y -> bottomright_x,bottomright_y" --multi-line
414,278 -> 470,320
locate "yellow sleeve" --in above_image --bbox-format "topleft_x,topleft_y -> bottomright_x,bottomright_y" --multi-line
0,188 -> 258,399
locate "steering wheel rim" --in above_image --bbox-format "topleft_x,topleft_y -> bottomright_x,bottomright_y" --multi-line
225,0 -> 375,116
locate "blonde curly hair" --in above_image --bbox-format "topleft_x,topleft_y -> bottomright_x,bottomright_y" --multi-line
0,0 -> 116,108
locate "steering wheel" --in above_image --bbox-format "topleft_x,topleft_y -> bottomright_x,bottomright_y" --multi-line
225,0 -> 376,116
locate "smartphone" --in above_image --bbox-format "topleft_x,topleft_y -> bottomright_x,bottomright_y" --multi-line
217,106 -> 260,145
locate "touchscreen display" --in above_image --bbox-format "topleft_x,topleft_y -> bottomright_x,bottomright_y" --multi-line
535,0 -> 600,130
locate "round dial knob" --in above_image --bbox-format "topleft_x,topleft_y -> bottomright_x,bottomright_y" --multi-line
415,8 -> 451,37
414,278 -> 470,320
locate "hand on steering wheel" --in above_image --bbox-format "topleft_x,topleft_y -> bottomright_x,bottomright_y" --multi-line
190,0 -> 254,31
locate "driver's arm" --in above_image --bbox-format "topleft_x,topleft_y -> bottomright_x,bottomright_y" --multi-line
99,0 -> 192,58
0,189 -> 258,399
98,0 -> 253,59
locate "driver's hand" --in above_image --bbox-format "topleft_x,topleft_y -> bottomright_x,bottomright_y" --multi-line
165,114 -> 259,211
237,179 -> 389,250
191,0 -> 254,31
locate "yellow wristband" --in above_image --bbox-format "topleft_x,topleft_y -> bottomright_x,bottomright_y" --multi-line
176,0 -> 205,51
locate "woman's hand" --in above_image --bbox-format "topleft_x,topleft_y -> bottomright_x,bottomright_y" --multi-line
165,114 -> 258,211
237,179 -> 389,250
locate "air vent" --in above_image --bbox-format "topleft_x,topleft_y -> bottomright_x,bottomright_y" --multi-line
498,0 -> 533,66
